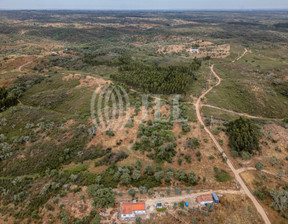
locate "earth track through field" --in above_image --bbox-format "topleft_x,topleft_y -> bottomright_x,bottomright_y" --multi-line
195,54 -> 271,223
232,48 -> 249,63
202,104 -> 281,121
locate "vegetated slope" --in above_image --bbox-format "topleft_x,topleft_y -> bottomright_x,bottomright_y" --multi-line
206,47 -> 288,119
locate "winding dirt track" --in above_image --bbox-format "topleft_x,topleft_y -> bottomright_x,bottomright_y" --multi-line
195,64 -> 271,224
202,104 -> 281,121
232,48 -> 248,63
18,59 -> 33,72
237,167 -> 288,183
145,190 -> 245,206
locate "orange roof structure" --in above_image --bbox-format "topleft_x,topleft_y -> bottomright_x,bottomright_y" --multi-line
121,202 -> 146,215
132,202 -> 145,211
121,203 -> 133,215
196,194 -> 213,203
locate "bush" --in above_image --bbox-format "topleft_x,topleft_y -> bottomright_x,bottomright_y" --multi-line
128,188 -> 136,198
186,138 -> 200,149
135,217 -> 142,224
105,129 -> 115,137
154,171 -> 164,182
179,201 -> 185,209
166,188 -> 171,195
156,207 -> 167,212
175,187 -> 182,195
121,173 -> 131,185
253,189 -> 267,200
139,186 -> 147,194
144,165 -> 154,176
131,175 -> 161,189
255,162 -> 264,171
241,151 -> 252,160
86,185 -> 115,208
187,172 -> 198,186
181,122 -> 191,132
132,170 -> 141,181
270,189 -> 288,218
184,154 -> 191,163
231,150 -> 239,158
214,167 -> 232,182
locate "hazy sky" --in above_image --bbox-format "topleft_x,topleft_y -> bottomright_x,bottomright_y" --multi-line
0,0 -> 287,10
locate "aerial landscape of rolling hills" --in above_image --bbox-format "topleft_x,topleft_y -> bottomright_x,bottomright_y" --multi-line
0,2 -> 288,224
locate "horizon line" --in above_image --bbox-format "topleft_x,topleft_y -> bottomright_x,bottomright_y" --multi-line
0,8 -> 288,11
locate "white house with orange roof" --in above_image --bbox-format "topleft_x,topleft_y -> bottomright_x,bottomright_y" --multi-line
120,201 -> 146,219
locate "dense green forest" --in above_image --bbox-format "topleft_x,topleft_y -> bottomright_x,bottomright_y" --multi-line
227,117 -> 260,155
111,56 -> 201,94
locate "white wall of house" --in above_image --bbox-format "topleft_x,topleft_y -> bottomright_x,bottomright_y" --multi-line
134,210 -> 146,215
121,213 -> 135,218
200,201 -> 213,206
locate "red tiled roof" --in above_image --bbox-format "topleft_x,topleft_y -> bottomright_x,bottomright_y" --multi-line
196,194 -> 213,203
121,202 -> 146,214
133,202 -> 145,211
121,203 -> 133,215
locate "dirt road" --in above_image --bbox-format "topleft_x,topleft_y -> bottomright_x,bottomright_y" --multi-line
145,189 -> 245,206
194,64 -> 271,224
237,167 -> 288,183
232,48 -> 249,63
202,104 -> 281,121
18,59 -> 34,72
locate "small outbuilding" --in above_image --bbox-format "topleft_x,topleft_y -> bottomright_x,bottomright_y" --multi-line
156,202 -> 162,209
212,193 -> 219,204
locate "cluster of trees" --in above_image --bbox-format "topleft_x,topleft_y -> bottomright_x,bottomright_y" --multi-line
94,150 -> 128,167
97,160 -> 199,191
227,117 -> 260,156
132,119 -> 177,163
86,184 -> 115,208
9,74 -> 45,98
82,53 -> 118,66
270,188 -> 288,219
111,56 -> 201,94
0,87 -> 18,112
0,75 -> 46,112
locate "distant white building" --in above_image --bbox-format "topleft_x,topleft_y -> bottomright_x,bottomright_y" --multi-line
51,52 -> 58,56
190,49 -> 199,54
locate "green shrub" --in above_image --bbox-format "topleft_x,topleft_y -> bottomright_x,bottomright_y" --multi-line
156,207 -> 167,212
255,162 -> 264,171
231,150 -> 239,158
214,167 -> 232,182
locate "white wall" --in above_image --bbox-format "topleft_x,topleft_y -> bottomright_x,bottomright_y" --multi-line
200,201 -> 213,206
134,210 -> 146,215
121,213 -> 135,218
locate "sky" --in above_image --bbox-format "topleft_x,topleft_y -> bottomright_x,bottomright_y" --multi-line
0,0 -> 288,10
